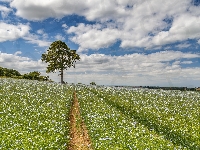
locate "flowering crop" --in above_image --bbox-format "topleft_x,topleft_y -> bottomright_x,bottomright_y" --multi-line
1,79 -> 199,149
76,85 -> 200,149
0,78 -> 73,149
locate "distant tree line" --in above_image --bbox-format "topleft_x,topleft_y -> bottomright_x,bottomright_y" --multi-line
0,67 -> 52,82
114,85 -> 198,91
143,86 -> 197,91
0,67 -> 21,77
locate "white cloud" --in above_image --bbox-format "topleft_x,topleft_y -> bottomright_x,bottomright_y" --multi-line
147,51 -> 199,62
55,34 -> 65,41
172,61 -> 180,65
0,21 -> 51,47
152,14 -> 200,46
0,50 -> 199,86
0,5 -> 12,18
10,0 -> 87,21
0,22 -> 30,42
66,0 -> 200,51
9,0 -> 200,50
22,30 -> 51,47
81,0 -> 129,22
67,51 -> 199,77
23,36 -> 51,47
62,24 -> 68,28
63,51 -> 200,86
23,33 -> 51,47
67,23 -> 120,52
36,29 -> 44,34
10,0 -> 127,21
14,51 -> 22,55
198,39 -> 200,44
175,43 -> 191,49
181,61 -> 193,64
0,20 -> 50,47
0,51 -> 45,73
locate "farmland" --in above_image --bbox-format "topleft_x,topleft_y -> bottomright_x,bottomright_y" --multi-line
0,78 -> 73,149
77,86 -> 200,149
0,78 -> 200,149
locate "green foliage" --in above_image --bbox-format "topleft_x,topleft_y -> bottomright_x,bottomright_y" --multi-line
0,78 -> 73,149
41,40 -> 80,83
23,71 -> 41,80
22,71 -> 50,81
90,82 -> 96,85
0,66 -> 51,82
0,67 -> 21,77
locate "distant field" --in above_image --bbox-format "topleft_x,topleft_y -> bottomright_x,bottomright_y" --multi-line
0,78 -> 199,149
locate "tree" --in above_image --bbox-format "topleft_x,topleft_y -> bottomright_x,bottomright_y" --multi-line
41,40 -> 80,83
90,82 -> 96,86
23,71 -> 41,80
0,67 -> 21,77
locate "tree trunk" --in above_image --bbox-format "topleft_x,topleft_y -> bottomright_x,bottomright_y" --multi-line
61,69 -> 64,84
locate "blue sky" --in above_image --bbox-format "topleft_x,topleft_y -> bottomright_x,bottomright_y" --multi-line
0,0 -> 200,87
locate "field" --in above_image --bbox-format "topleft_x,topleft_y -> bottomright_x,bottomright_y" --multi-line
0,78 -> 200,149
77,86 -> 200,149
0,79 -> 73,149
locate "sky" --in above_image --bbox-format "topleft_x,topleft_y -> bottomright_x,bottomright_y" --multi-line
0,0 -> 200,87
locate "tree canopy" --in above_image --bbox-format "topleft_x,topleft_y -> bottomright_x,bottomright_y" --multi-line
0,67 -> 21,77
0,67 -> 50,81
41,40 -> 80,83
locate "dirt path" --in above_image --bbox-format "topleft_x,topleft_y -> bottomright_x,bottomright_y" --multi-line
68,92 -> 92,150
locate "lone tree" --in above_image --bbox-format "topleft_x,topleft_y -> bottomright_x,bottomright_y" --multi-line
41,40 -> 80,84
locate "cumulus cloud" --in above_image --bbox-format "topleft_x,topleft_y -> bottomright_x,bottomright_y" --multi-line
63,51 -> 200,86
65,0 -> 200,51
0,50 -> 199,86
23,33 -> 51,47
8,0 -> 200,50
0,51 -> 46,73
0,22 -> 50,47
55,34 -> 65,41
10,0 -> 127,21
10,0 -> 87,21
152,14 -> 200,46
0,22 -> 30,42
67,23 -> 120,52
72,51 -> 199,73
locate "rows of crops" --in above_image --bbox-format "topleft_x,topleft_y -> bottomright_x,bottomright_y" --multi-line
0,78 -> 73,149
76,85 -> 200,149
1,78 -> 199,149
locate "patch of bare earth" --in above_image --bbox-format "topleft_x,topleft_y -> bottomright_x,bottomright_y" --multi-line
68,92 -> 92,150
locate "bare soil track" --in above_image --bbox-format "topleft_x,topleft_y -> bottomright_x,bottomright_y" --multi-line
68,92 -> 92,150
